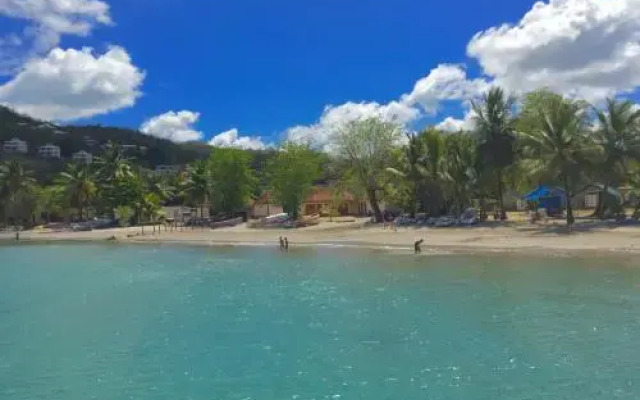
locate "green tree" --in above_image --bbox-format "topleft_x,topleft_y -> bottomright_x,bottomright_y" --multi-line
55,164 -> 97,220
267,142 -> 322,220
591,98 -> 640,217
94,142 -> 135,215
518,90 -> 590,229
208,148 -> 256,216
0,160 -> 37,226
334,118 -> 402,222
182,160 -> 211,218
442,132 -> 478,215
472,87 -> 517,219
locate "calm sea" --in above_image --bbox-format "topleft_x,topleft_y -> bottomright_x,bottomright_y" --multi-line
1,244 -> 640,399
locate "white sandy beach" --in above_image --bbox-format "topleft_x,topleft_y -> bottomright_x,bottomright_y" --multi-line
4,219 -> 640,255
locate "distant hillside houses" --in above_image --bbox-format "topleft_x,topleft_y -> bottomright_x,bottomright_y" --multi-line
38,144 -> 61,159
3,137 -> 28,154
72,150 -> 93,164
154,164 -> 181,176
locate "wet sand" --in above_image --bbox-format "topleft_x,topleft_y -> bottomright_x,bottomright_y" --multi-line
4,219 -> 640,256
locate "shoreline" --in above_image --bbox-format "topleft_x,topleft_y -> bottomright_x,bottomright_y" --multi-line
3,220 -> 640,258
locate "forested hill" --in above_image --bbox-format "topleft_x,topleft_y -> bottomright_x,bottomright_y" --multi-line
0,106 -> 212,168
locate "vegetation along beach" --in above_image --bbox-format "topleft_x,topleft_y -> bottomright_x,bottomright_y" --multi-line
3,89 -> 640,255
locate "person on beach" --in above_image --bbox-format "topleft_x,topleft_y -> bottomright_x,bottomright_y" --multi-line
414,239 -> 424,254
284,237 -> 289,251
279,236 -> 285,251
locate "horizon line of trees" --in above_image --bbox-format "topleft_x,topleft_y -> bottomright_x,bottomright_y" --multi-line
3,87 -> 640,230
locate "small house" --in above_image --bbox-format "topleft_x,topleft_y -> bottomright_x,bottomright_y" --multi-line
3,137 -> 28,154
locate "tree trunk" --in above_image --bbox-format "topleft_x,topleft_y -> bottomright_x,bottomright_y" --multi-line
562,174 -> 575,231
367,188 -> 383,223
595,182 -> 609,218
496,170 -> 506,220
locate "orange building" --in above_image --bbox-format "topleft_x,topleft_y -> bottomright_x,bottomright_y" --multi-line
251,186 -> 370,218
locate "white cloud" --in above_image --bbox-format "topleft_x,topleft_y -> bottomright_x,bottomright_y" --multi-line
286,65 -> 488,149
401,64 -> 490,112
0,0 -> 112,72
209,128 -> 269,150
140,111 -> 203,142
0,46 -> 145,121
436,110 -> 476,132
467,0 -> 640,102
286,101 -> 418,150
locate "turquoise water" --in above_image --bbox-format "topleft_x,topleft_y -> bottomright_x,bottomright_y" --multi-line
1,245 -> 640,399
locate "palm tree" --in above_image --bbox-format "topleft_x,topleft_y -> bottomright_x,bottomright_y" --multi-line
386,128 -> 446,216
94,142 -> 134,215
592,98 -> 640,217
0,160 -> 36,226
518,93 -> 590,229
182,160 -> 211,219
55,164 -> 97,220
95,141 -> 134,182
442,133 -> 477,215
472,87 -> 517,219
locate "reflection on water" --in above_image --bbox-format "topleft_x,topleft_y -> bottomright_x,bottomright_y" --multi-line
1,244 -> 640,399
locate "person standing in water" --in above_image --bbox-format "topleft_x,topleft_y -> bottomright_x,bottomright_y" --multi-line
279,236 -> 285,251
284,237 -> 289,252
414,239 -> 424,254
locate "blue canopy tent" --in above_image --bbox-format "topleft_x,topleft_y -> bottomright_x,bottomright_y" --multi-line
522,185 -> 566,215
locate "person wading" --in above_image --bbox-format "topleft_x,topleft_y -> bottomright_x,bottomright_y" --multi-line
279,236 -> 285,251
414,239 -> 424,254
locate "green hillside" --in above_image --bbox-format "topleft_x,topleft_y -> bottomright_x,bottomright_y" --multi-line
0,106 -> 213,182
0,106 -> 212,163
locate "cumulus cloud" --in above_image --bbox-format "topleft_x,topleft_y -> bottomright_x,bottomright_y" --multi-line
436,110 -> 476,132
0,0 -> 112,72
286,65 -> 487,149
0,46 -> 145,121
140,111 -> 203,142
209,128 -> 269,150
467,0 -> 640,102
401,64 -> 489,112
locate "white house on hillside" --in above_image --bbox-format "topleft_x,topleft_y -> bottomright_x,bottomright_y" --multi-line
3,138 -> 28,154
38,144 -> 61,159
154,165 -> 180,176
72,150 -> 93,164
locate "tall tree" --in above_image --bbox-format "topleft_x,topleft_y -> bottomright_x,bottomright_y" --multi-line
55,164 -> 97,220
208,148 -> 256,216
472,87 -> 517,219
334,118 -> 402,222
0,160 -> 36,226
94,142 -> 135,215
592,98 -> 640,216
518,90 -> 590,229
267,142 -> 322,220
182,160 -> 211,218
442,132 -> 478,215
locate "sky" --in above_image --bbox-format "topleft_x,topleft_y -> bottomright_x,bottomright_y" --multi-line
1,0 -> 640,150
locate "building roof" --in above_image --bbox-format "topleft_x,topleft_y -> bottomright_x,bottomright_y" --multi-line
306,187 -> 355,203
254,187 -> 357,206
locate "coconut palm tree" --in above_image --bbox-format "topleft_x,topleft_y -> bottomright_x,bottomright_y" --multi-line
518,92 -> 590,229
472,87 -> 517,219
386,128 -> 447,216
182,160 -> 211,219
95,141 -> 134,181
591,98 -> 640,217
55,164 -> 97,220
442,132 -> 478,215
0,160 -> 36,226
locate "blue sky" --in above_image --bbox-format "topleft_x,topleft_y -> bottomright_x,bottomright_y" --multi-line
1,0 -> 640,149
